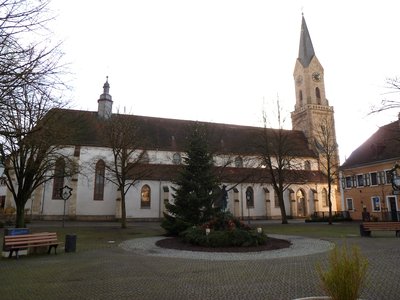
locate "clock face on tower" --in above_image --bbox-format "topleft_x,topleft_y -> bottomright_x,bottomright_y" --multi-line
312,72 -> 322,82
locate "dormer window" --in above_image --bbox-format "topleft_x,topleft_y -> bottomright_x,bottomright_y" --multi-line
172,153 -> 182,165
141,151 -> 149,164
234,156 -> 243,168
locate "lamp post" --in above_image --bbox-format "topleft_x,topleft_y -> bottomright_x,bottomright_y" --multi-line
246,189 -> 251,225
60,185 -> 73,228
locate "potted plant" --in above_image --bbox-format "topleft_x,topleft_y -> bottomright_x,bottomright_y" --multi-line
316,244 -> 368,300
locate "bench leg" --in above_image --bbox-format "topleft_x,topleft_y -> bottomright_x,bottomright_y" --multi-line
47,245 -> 58,255
360,225 -> 371,237
9,249 -> 19,259
396,231 -> 400,237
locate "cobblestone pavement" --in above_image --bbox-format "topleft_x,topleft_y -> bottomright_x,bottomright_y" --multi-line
1,225 -> 400,299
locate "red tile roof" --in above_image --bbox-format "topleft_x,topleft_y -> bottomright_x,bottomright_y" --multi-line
49,108 -> 317,158
341,120 -> 400,168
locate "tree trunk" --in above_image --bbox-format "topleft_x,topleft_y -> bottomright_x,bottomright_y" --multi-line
328,182 -> 333,225
15,203 -> 26,228
120,191 -> 127,229
279,193 -> 288,224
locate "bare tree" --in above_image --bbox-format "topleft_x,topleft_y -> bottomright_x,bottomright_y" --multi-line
370,77 -> 400,114
258,101 -> 304,224
0,0 -> 68,227
99,114 -> 150,228
315,117 -> 339,225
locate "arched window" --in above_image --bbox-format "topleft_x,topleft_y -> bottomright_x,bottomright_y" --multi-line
52,158 -> 65,199
245,186 -> 254,208
316,87 -> 321,104
234,156 -> 243,168
94,160 -> 105,200
141,185 -> 151,208
304,160 -> 311,170
322,188 -> 328,206
299,90 -> 303,106
274,192 -> 279,207
172,153 -> 181,165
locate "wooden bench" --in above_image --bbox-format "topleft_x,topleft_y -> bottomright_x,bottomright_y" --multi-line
4,232 -> 60,259
360,222 -> 400,237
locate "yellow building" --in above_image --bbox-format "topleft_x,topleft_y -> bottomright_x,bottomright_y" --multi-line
340,119 -> 400,221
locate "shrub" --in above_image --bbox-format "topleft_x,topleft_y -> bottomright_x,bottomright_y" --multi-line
317,244 -> 368,300
161,213 -> 192,236
180,223 -> 267,248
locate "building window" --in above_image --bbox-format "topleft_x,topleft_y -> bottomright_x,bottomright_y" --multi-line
321,188 -> 328,206
245,186 -> 254,208
304,160 -> 311,170
345,176 -> 352,188
346,198 -> 354,211
370,172 -> 378,186
274,192 -> 279,208
357,174 -> 364,187
371,196 -> 381,212
378,171 -> 386,184
234,156 -> 243,168
316,87 -> 321,104
94,160 -> 105,200
141,185 -> 151,208
385,170 -> 393,185
172,153 -> 181,165
52,158 -> 65,199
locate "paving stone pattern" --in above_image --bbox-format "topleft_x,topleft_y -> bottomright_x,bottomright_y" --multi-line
1,229 -> 399,299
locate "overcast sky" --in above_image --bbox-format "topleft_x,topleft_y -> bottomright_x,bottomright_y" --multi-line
51,0 -> 400,163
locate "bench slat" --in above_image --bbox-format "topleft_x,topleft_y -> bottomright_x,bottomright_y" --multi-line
3,232 -> 60,259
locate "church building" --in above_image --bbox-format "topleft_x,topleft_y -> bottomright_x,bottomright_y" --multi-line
3,16 -> 340,221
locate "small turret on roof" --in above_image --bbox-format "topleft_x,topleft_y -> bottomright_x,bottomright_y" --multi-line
97,76 -> 113,119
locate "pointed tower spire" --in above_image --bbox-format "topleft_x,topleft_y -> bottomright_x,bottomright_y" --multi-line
97,76 -> 113,119
298,14 -> 315,67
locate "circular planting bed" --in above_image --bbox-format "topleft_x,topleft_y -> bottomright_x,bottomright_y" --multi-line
156,236 -> 291,253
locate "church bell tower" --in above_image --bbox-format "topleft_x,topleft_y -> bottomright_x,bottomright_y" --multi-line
291,15 -> 337,160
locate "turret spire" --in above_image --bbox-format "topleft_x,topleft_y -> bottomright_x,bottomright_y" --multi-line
298,15 -> 315,67
97,76 -> 113,119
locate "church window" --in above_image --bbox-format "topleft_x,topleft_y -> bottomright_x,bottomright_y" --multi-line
52,158 -> 65,199
141,185 -> 151,208
274,192 -> 279,208
299,90 -> 303,106
304,160 -> 311,170
94,160 -> 105,200
234,156 -> 243,168
322,188 -> 328,206
245,186 -> 254,208
316,87 -> 321,104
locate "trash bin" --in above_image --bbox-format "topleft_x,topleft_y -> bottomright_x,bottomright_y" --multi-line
65,234 -> 77,253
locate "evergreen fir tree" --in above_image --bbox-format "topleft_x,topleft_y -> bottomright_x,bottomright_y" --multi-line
162,123 -> 220,235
